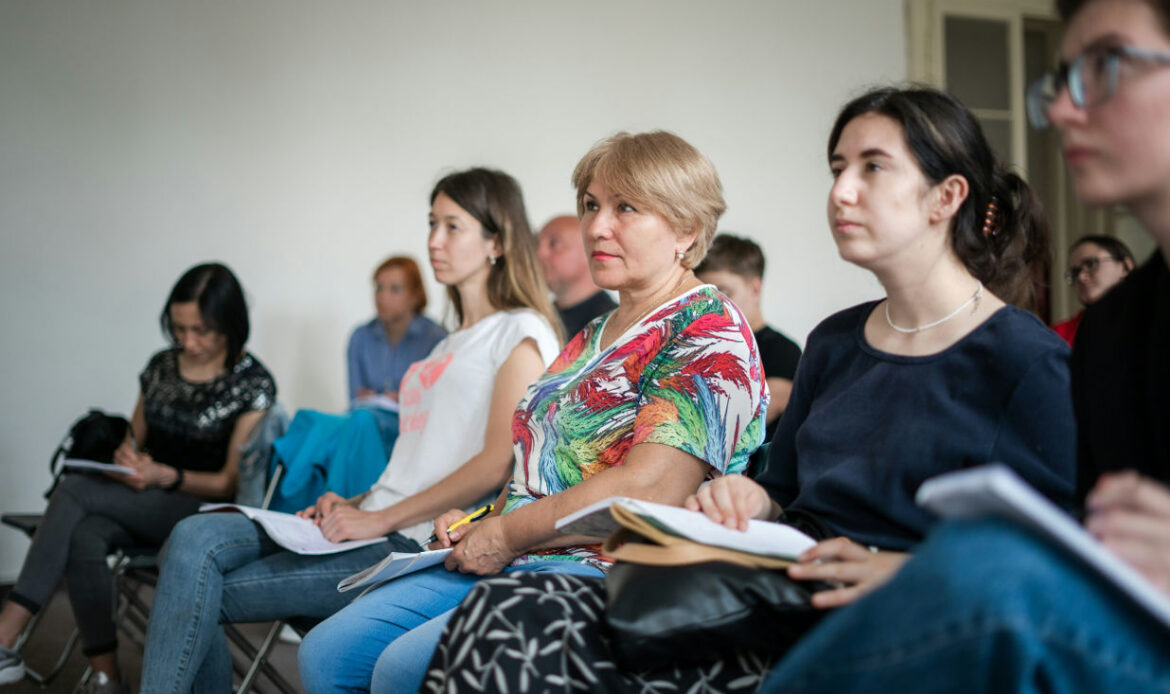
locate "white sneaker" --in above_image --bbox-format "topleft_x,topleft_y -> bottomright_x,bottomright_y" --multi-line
0,645 -> 24,685
78,672 -> 129,694
277,623 -> 303,644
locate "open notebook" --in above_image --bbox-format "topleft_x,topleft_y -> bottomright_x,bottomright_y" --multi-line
556,496 -> 816,561
917,464 -> 1170,632
336,549 -> 451,594
199,504 -> 387,555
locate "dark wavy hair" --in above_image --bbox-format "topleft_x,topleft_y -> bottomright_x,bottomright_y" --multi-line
430,168 -> 561,341
1070,235 -> 1135,267
828,87 -> 1051,311
160,262 -> 250,366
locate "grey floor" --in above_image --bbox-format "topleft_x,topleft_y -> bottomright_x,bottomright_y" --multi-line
2,584 -> 303,694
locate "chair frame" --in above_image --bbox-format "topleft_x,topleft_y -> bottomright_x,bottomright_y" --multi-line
1,458 -> 293,691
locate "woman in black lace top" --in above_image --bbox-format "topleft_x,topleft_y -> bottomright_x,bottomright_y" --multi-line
0,263 -> 275,693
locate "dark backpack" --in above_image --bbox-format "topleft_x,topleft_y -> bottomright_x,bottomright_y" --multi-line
45,409 -> 130,498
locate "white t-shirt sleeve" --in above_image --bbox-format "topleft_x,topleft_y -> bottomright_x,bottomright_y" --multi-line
490,310 -> 561,367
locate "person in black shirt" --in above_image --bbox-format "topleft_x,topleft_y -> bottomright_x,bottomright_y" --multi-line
696,233 -> 802,445
0,263 -> 274,692
536,215 -> 616,339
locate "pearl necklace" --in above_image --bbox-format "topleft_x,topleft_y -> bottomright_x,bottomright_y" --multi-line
885,281 -> 984,334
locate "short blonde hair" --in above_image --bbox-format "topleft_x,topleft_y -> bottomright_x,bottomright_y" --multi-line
572,131 -> 726,269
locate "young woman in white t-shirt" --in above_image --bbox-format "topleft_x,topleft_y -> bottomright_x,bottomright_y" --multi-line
136,168 -> 562,694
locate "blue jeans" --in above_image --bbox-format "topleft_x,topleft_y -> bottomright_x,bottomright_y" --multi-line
763,518 -> 1170,694
298,560 -> 605,694
139,512 -> 420,694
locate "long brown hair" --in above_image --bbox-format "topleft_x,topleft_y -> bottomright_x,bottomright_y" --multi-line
430,168 -> 562,342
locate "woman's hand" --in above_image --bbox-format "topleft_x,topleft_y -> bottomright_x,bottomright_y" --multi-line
429,508 -> 470,549
683,474 -> 778,530
298,492 -> 348,523
786,537 -> 908,609
444,516 -> 517,576
112,439 -> 142,469
111,442 -> 172,491
317,505 -> 389,543
1086,471 -> 1170,596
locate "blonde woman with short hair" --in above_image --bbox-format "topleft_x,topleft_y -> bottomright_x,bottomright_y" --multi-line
297,131 -> 768,694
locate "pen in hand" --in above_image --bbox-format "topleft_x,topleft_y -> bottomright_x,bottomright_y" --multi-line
426,504 -> 494,545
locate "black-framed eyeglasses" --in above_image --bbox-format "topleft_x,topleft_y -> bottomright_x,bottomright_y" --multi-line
1027,44 -> 1170,128
1064,255 -> 1120,285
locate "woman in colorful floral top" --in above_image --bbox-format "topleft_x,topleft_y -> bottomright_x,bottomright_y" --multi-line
297,130 -> 767,694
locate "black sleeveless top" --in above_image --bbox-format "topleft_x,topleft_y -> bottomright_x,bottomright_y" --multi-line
139,348 -> 276,472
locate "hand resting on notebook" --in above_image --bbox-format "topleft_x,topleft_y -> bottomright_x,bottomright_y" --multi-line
687,473 -> 908,608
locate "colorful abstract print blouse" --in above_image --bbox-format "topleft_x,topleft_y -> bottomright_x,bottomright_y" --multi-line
505,285 -> 768,569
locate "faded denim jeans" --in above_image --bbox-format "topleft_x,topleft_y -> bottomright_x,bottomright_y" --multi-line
764,518 -> 1170,694
139,512 -> 419,694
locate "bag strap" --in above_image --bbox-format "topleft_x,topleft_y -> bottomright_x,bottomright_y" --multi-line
43,437 -> 70,500
44,409 -> 100,500
602,505 -> 794,570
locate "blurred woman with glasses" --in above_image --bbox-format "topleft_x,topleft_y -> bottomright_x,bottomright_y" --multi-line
755,0 -> 1170,691
1052,235 -> 1135,344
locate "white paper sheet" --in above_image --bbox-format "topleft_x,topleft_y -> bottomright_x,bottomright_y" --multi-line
353,394 -> 400,412
337,548 -> 452,593
62,458 -> 136,475
199,504 -> 388,555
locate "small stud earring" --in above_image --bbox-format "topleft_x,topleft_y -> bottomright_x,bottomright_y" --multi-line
675,249 -> 685,261
489,255 -> 497,266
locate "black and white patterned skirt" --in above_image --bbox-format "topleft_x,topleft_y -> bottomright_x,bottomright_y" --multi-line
421,571 -> 774,694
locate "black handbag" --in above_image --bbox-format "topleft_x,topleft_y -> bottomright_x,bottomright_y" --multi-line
602,507 -> 835,671
44,409 -> 130,497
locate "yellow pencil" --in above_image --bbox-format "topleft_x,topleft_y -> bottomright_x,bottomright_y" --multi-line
424,503 -> 494,545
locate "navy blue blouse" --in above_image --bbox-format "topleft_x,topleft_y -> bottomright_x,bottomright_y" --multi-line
757,301 -> 1077,551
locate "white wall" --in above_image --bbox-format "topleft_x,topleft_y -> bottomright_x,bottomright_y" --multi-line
0,0 -> 903,580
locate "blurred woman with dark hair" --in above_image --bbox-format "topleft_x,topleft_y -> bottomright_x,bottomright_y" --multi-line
1052,234 -> 1135,344
0,263 -> 275,692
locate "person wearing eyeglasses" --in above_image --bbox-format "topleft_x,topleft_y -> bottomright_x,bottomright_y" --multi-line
1051,235 -> 1135,345
753,0 -> 1170,692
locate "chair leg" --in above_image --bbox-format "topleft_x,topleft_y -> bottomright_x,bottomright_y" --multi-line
234,621 -> 280,694
11,595 -> 83,687
21,625 -> 82,686
226,622 -> 301,694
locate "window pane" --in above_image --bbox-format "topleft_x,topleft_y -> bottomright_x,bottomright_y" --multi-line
945,16 -> 1010,111
981,117 -> 1013,164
